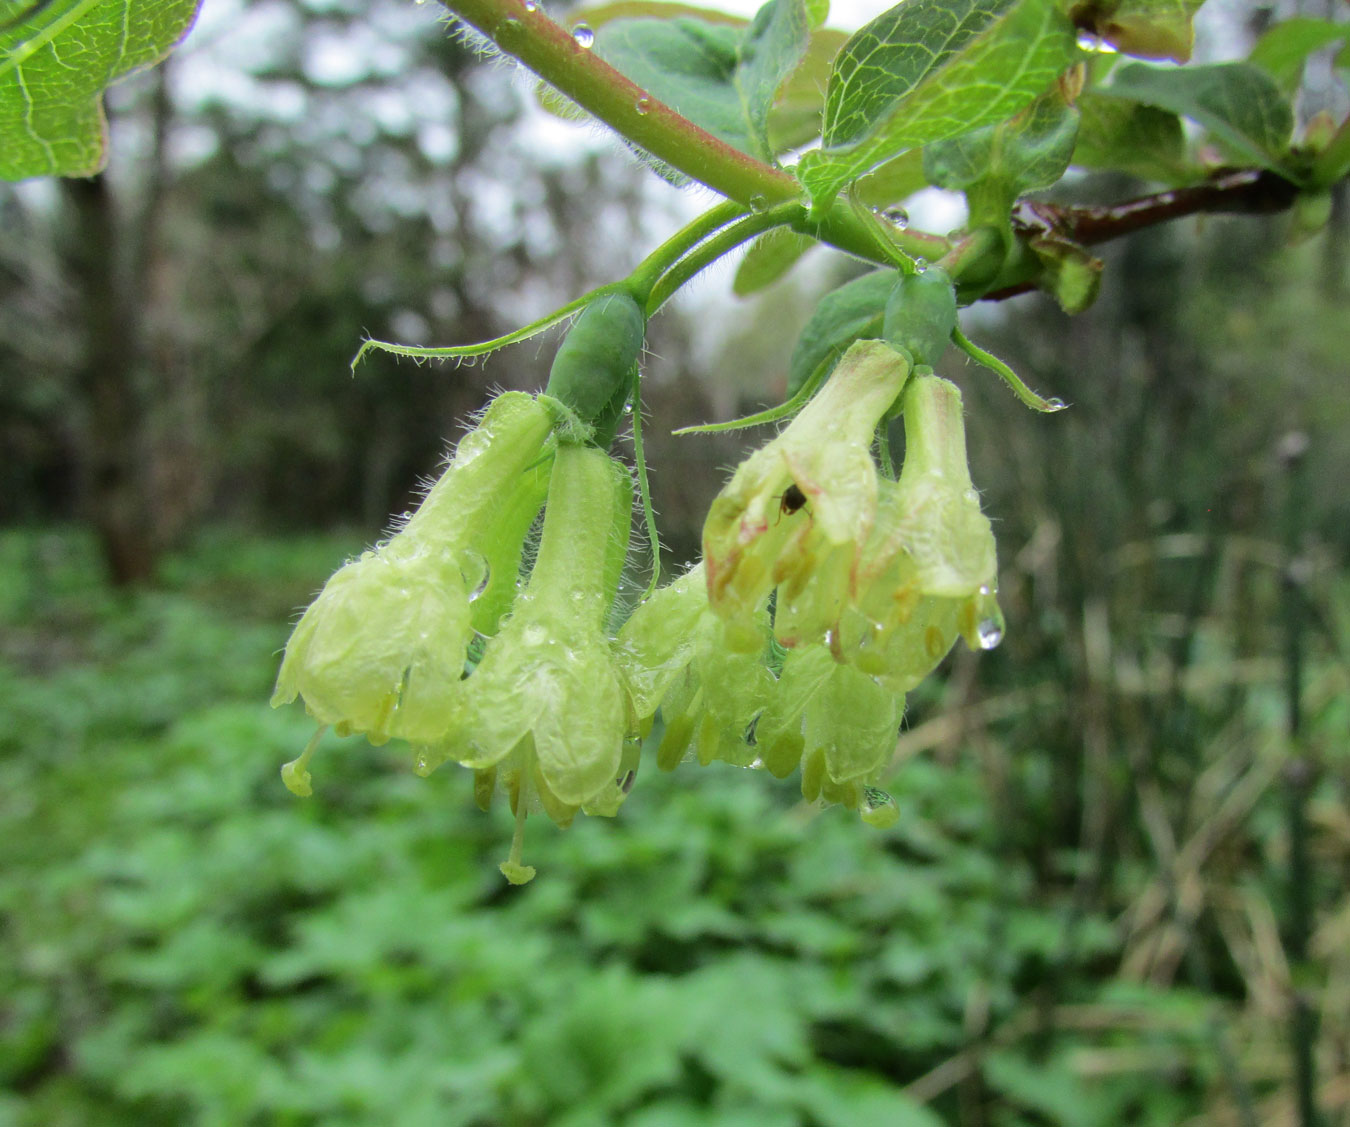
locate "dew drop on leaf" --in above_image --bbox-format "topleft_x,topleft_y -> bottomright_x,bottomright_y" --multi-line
748,194 -> 768,213
634,97 -> 653,116
1044,397 -> 1067,411
572,23 -> 595,47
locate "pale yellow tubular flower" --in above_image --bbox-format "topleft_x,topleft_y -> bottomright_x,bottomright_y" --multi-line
272,392 -> 558,749
702,340 -> 910,649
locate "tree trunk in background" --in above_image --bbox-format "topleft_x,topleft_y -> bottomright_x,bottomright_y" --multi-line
64,175 -> 155,586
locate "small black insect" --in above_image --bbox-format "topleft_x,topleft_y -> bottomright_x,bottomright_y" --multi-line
780,483 -> 807,516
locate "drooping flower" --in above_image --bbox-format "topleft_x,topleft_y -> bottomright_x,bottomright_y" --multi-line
755,643 -> 902,798
702,340 -> 911,649
271,391 -> 557,749
612,561 -> 775,772
425,441 -> 636,881
840,374 -> 1003,691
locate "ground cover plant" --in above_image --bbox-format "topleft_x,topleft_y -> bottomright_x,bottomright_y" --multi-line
1,527 -> 1345,1125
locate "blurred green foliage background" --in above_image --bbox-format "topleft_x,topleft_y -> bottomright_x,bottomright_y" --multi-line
2,0 -> 1349,1123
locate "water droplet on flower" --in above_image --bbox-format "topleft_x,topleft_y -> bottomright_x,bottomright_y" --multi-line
975,618 -> 1003,650
413,750 -> 436,777
634,97 -> 653,115
748,194 -> 768,213
860,786 -> 899,828
1075,30 -> 1118,53
572,23 -> 595,47
881,206 -> 909,229
455,429 -> 491,465
460,548 -> 490,600
1044,397 -> 1067,412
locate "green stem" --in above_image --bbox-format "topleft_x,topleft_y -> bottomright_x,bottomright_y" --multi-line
352,282 -> 624,369
628,370 -> 663,601
437,0 -> 952,269
440,0 -> 796,208
626,199 -> 747,303
356,203 -> 743,372
952,327 -> 1067,413
875,421 -> 895,479
671,351 -> 828,435
799,197 -> 951,269
647,203 -> 802,314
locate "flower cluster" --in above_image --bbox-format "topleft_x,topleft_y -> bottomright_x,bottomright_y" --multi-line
273,340 -> 1004,881
620,341 -> 1001,823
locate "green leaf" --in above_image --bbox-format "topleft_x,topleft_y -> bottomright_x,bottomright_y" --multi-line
983,1050 -> 1102,1126
0,0 -> 200,179
795,1065 -> 946,1127
590,0 -> 811,162
852,149 -> 927,208
785,269 -> 893,397
1247,17 -> 1347,94
1101,61 -> 1295,176
1069,0 -> 1206,63
1027,234 -> 1103,312
592,18 -> 749,151
767,27 -> 848,152
569,0 -> 748,32
803,0 -> 829,28
733,228 -> 817,295
1311,114 -> 1350,188
796,0 -> 1077,208
1072,90 -> 1191,182
923,80 -> 1079,224
737,0 -> 812,160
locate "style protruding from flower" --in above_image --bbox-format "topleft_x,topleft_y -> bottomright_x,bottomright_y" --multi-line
427,441 -> 636,883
